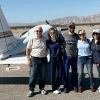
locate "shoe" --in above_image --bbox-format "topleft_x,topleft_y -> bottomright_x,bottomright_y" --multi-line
63,87 -> 69,93
97,86 -> 100,92
90,87 -> 95,92
27,91 -> 34,97
78,87 -> 82,93
53,89 -> 60,94
57,88 -> 61,93
73,87 -> 78,92
40,88 -> 47,95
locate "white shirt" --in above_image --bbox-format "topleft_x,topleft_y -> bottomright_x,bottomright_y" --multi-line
27,36 -> 47,57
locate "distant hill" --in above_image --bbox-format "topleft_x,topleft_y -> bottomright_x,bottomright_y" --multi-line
9,14 -> 100,26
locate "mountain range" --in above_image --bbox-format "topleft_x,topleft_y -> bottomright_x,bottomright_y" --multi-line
9,14 -> 100,26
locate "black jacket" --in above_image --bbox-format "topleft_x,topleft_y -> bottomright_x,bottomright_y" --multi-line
91,39 -> 100,63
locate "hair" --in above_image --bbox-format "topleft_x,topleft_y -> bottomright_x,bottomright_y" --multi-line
92,33 -> 100,44
78,29 -> 86,40
35,26 -> 43,32
92,33 -> 100,38
78,29 -> 86,35
48,27 -> 58,39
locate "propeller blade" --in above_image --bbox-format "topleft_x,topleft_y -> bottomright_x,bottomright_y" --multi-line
45,20 -> 50,24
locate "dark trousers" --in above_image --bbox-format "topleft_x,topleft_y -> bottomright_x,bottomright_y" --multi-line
50,56 -> 63,91
63,56 -> 78,88
96,65 -> 100,85
29,57 -> 47,91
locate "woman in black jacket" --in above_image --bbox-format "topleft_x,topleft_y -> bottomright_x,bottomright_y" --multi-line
91,29 -> 100,92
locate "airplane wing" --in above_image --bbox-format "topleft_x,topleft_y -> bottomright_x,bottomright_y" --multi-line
0,54 -> 50,65
0,54 -> 27,65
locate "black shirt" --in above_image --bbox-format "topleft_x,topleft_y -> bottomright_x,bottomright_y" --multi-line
46,39 -> 63,57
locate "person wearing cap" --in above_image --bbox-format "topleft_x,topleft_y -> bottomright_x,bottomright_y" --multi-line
77,29 -> 95,93
91,29 -> 100,92
62,22 -> 79,93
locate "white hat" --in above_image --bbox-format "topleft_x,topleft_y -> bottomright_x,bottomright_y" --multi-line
93,29 -> 100,33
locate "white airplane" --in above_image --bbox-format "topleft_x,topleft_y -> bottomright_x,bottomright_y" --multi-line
0,6 -> 54,66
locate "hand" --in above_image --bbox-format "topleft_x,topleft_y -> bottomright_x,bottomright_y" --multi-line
96,63 -> 99,66
28,59 -> 32,67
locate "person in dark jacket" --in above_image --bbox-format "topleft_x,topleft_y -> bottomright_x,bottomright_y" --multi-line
91,29 -> 100,92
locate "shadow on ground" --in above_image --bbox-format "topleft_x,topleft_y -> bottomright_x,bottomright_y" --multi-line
0,73 -> 99,91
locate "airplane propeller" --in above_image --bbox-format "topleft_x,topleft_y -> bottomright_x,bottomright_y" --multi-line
45,20 -> 50,25
45,20 -> 68,31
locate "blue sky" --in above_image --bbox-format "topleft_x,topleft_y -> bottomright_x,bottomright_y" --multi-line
0,0 -> 100,23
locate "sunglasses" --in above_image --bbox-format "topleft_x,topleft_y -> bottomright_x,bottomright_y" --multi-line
69,26 -> 75,29
50,32 -> 56,35
36,30 -> 42,32
93,32 -> 99,35
79,33 -> 85,36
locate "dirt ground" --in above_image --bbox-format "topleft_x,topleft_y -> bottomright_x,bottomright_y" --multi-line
11,24 -> 100,38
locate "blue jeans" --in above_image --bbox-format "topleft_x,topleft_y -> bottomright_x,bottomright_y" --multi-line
77,56 -> 94,88
63,56 -> 78,88
29,57 -> 47,91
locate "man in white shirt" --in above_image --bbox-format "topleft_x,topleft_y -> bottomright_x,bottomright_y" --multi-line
26,26 -> 47,97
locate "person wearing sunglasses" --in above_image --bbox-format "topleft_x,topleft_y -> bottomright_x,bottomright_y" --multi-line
91,29 -> 100,92
77,29 -> 95,93
46,28 -> 64,94
62,22 -> 79,93
26,26 -> 47,97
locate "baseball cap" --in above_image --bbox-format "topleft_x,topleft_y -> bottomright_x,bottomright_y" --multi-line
93,29 -> 100,33
68,22 -> 75,27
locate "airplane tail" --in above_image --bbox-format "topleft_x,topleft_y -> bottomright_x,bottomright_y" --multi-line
0,6 -> 17,54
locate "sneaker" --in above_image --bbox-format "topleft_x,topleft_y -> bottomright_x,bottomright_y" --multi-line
97,86 -> 100,92
53,90 -> 60,94
27,91 -> 34,97
78,87 -> 82,93
40,88 -> 47,95
57,88 -> 61,93
63,87 -> 69,93
90,87 -> 95,92
73,87 -> 78,92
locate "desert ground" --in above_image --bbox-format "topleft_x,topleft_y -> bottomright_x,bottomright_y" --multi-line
0,25 -> 100,100
11,24 -> 100,38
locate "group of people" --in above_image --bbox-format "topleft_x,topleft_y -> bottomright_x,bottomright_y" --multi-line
26,22 -> 100,97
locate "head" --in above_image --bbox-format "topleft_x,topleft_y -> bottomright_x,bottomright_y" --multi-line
35,26 -> 43,38
48,27 -> 58,39
78,29 -> 86,40
68,22 -> 75,33
92,29 -> 100,40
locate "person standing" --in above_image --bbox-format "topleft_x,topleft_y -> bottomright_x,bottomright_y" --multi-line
91,29 -> 100,92
26,26 -> 47,97
46,28 -> 64,94
63,22 -> 79,93
77,29 -> 95,93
